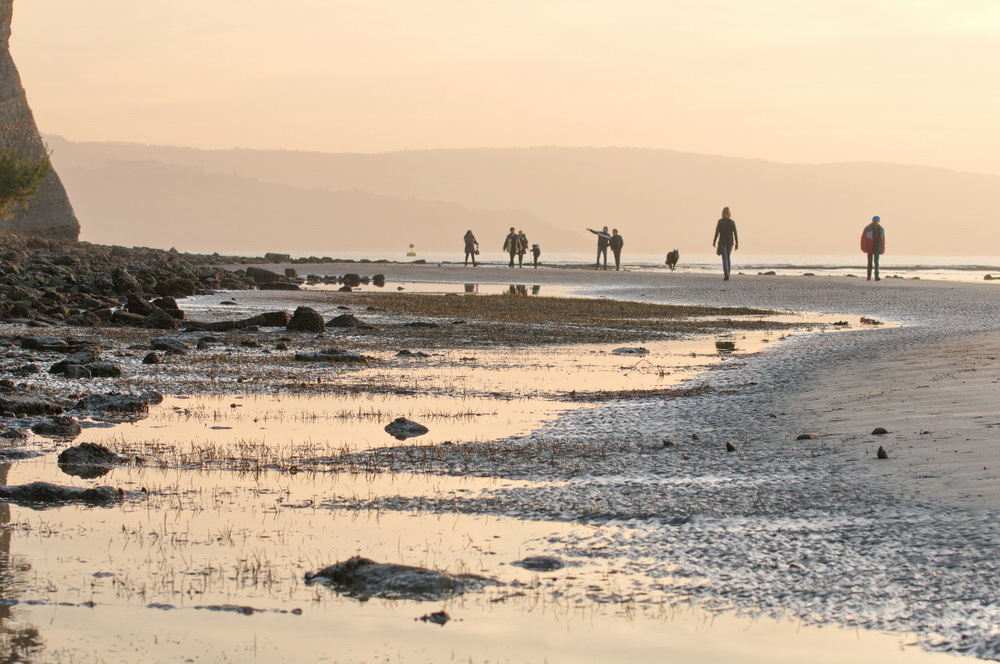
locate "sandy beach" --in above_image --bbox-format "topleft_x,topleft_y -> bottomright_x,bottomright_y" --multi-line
4,255 -> 999,662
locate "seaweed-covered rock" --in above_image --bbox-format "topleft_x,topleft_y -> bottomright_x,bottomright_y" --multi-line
384,417 -> 429,440
294,349 -> 368,364
0,482 -> 123,507
58,443 -> 126,478
305,556 -> 493,601
31,416 -> 83,440
75,391 -> 163,415
0,395 -> 64,416
151,337 -> 190,355
511,556 -> 566,572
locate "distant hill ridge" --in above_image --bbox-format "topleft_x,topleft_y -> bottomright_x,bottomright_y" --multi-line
47,136 -> 1000,256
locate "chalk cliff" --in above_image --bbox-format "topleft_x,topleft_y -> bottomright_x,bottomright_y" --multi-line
0,0 -> 79,239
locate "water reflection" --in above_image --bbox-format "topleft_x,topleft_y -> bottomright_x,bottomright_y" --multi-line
0,464 -> 44,662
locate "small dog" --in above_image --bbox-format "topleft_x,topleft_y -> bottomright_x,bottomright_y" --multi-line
665,249 -> 679,271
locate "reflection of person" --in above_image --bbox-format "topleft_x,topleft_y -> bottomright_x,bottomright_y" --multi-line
517,230 -> 528,267
860,215 -> 885,281
463,230 -> 479,267
609,229 -> 624,270
502,227 -> 519,268
712,207 -> 739,281
532,243 -> 541,268
588,226 -> 611,269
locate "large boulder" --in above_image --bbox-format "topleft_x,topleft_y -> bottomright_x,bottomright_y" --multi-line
287,306 -> 325,333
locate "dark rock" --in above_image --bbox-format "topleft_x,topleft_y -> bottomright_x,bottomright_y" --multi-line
143,352 -> 164,364
0,395 -> 64,416
385,417 -> 429,440
418,610 -> 450,626
246,266 -> 282,284
796,433 -> 817,440
610,347 -> 649,356
342,273 -> 362,288
31,416 -> 83,439
877,445 -> 889,459
11,363 -> 41,377
0,482 -> 123,507
125,294 -> 156,316
143,310 -> 180,330
111,310 -> 145,326
58,443 -> 126,478
305,556 -> 493,601
404,321 -> 439,329
76,391 -> 163,415
111,268 -> 142,294
85,362 -> 123,378
284,268 -> 298,278
396,350 -> 430,358
151,337 -> 190,355
152,296 -> 179,310
726,441 -> 737,452
512,556 -> 566,572
287,306 -> 326,333
872,427 -> 889,435
50,349 -> 101,374
294,350 -> 368,364
328,313 -> 361,328
63,364 -> 93,379
372,274 -> 386,287
260,282 -> 301,291
21,336 -> 70,352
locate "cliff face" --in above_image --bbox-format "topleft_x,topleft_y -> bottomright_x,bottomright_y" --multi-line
0,0 -> 79,240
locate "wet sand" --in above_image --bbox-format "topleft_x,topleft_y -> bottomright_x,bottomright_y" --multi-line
272,261 -> 1000,658
312,261 -> 1000,508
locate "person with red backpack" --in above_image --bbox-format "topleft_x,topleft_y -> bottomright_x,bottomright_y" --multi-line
861,216 -> 886,281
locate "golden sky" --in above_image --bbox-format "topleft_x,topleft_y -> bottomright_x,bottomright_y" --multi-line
12,1 -> 1000,175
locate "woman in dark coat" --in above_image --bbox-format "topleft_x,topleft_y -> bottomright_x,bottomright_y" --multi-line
712,207 -> 739,281
463,230 -> 479,267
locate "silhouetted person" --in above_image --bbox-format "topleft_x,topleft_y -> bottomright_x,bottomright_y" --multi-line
463,230 -> 479,267
517,230 -> 528,267
531,243 -> 541,268
588,226 -> 611,269
503,227 -> 519,267
609,229 -> 624,270
712,207 -> 739,281
861,215 -> 885,281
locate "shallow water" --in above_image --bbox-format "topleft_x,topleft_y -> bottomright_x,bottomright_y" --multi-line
0,459 -> 950,663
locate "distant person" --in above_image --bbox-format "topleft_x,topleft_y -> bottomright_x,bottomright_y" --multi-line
712,207 -> 739,281
665,249 -> 680,271
463,230 -> 479,267
588,226 -> 611,270
503,227 -> 519,268
861,215 -> 885,281
609,229 -> 624,270
532,243 -> 541,268
517,230 -> 528,267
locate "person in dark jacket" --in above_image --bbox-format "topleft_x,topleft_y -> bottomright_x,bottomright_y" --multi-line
588,226 -> 611,269
502,227 -> 519,268
712,207 -> 739,281
860,216 -> 885,281
463,230 -> 479,267
609,229 -> 624,270
516,230 -> 528,267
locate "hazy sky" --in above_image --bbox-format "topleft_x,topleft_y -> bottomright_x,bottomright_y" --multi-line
11,1 -> 1000,175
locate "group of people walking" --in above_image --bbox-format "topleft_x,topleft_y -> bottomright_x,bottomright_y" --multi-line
463,208 -> 886,281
